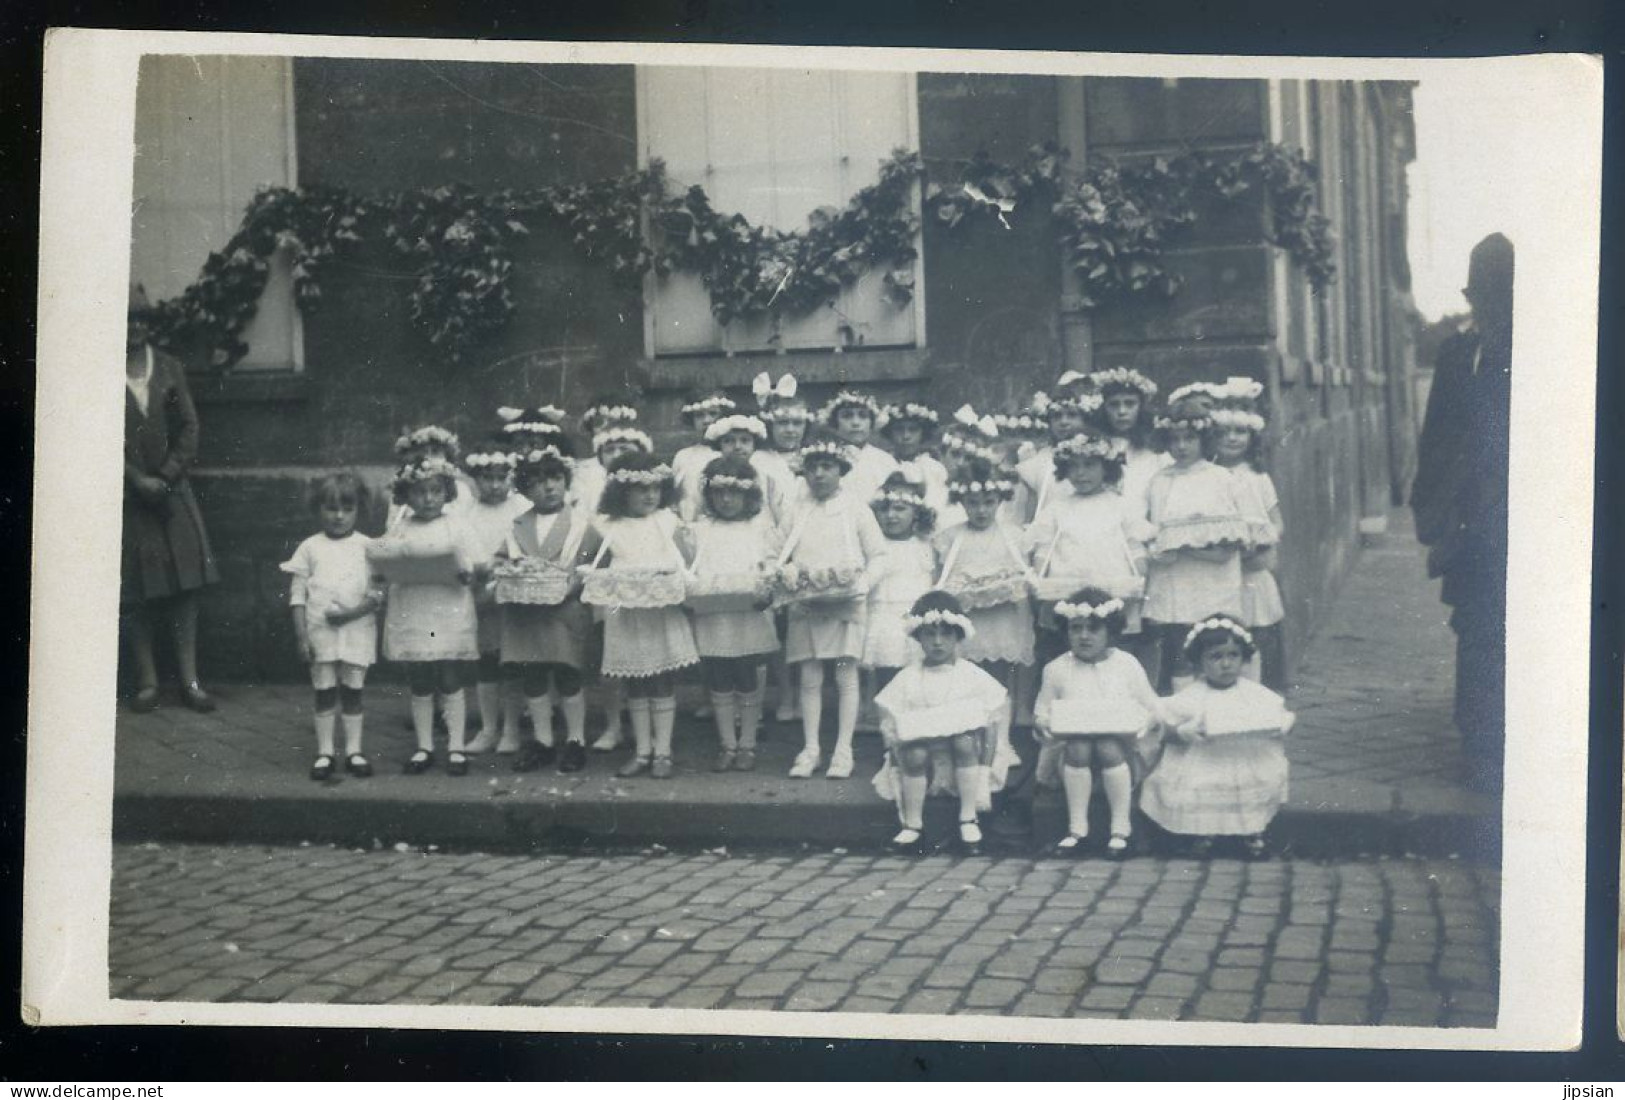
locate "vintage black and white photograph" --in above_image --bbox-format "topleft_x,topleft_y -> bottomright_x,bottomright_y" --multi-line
26,33 -> 1599,1046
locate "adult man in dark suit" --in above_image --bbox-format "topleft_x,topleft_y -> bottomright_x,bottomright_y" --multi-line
1411,233 -> 1513,796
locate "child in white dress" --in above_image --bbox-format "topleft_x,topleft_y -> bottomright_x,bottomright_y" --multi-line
1088,366 -> 1169,525
688,456 -> 782,771
673,388 -> 737,522
587,452 -> 700,779
1016,381 -> 1099,523
492,446 -> 600,775
820,389 -> 898,503
778,435 -> 889,780
862,469 -> 937,687
754,373 -> 811,722
1210,383 -> 1287,691
1140,617 -> 1294,859
1142,401 -> 1253,691
386,425 -> 474,531
704,412 -> 791,526
874,591 -> 1009,853
281,472 -> 383,781
878,403 -> 949,518
933,458 -> 1034,684
1034,588 -> 1164,859
368,456 -> 481,776
461,449 -> 532,755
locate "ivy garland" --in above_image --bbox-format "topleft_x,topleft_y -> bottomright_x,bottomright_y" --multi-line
145,143 -> 1334,368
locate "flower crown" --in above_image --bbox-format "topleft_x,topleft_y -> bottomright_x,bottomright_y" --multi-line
464,450 -> 516,471
880,402 -> 940,429
799,439 -> 855,466
704,414 -> 768,442
703,472 -> 758,492
1030,390 -> 1104,416
1053,435 -> 1122,463
1184,616 -> 1255,650
873,486 -> 927,508
393,455 -> 461,486
1053,597 -> 1125,621
1220,376 -> 1265,403
820,390 -> 883,423
1208,409 -> 1267,433
394,426 -> 460,458
900,607 -> 976,640
947,473 -> 1016,497
499,419 -> 564,439
990,412 -> 1042,436
760,401 -> 812,424
581,403 -> 639,431
592,426 -> 653,454
1153,414 -> 1213,432
496,405 -> 565,425
1166,382 -> 1227,407
682,394 -> 737,418
1089,367 -> 1158,397
514,446 -> 572,469
607,462 -> 674,486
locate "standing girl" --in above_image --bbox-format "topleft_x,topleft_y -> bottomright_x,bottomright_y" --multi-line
705,412 -> 790,526
1140,617 -> 1294,859
861,468 -> 938,687
587,451 -> 700,779
493,446 -> 600,774
462,448 -> 532,755
777,435 -> 889,779
1142,401 -> 1253,691
281,471 -> 383,780
1088,366 -> 1168,524
874,591 -> 1009,853
753,372 -> 810,721
687,455 -> 782,771
572,395 -> 643,522
1210,383 -> 1287,691
387,426 -> 472,530
820,389 -> 898,502
878,404 -> 949,518
1033,588 -> 1164,858
673,389 -> 737,522
369,456 -> 481,775
1016,378 -> 1100,524
932,457 -> 1034,691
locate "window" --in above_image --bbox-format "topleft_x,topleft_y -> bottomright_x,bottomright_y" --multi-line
131,54 -> 302,371
636,66 -> 922,358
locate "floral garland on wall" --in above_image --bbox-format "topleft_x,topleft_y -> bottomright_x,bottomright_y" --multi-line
145,143 -> 1335,368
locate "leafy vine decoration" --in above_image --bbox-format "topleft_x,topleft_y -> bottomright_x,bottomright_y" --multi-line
144,143 -> 1334,368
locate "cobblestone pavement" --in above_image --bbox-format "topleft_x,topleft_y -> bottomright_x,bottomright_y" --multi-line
110,843 -> 1499,1027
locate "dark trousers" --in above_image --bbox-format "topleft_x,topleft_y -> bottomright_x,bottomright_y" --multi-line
1452,601 -> 1505,793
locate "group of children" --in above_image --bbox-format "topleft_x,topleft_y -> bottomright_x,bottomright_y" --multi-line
278,366 -> 1294,858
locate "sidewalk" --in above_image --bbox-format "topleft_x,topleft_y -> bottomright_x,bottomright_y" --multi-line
112,509 -> 1498,859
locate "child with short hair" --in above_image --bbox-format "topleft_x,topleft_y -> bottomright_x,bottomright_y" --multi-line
687,455 -> 782,770
1142,401 -> 1253,691
1034,588 -> 1164,858
874,591 -> 1008,853
673,388 -> 738,522
369,456 -> 481,775
777,434 -> 889,779
588,452 -> 700,779
492,445 -> 600,774
281,471 -> 383,781
820,389 -> 898,502
1140,616 -> 1294,859
461,448 -> 532,755
861,468 -> 937,686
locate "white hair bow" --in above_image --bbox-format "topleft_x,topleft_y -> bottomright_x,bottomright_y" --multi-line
953,404 -> 980,428
496,407 -> 524,422
1056,370 -> 1087,388
751,371 -> 798,407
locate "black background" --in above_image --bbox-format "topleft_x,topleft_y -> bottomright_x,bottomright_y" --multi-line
3,0 -> 1622,1080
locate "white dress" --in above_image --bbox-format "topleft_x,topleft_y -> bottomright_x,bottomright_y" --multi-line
385,470 -> 476,532
846,442 -> 900,504
1142,461 -> 1250,625
1014,445 -> 1058,524
861,536 -> 936,670
1028,485 -> 1148,613
1117,445 -> 1173,526
280,532 -> 379,668
1140,678 -> 1293,835
1226,465 -> 1286,627
464,492 -> 532,653
688,513 -> 781,658
870,658 -> 1020,808
931,522 -> 1035,665
781,489 -> 888,664
571,457 -> 608,521
375,514 -> 480,662
594,509 -> 701,678
749,449 -> 798,526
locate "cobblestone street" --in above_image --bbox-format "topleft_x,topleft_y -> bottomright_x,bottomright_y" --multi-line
110,843 -> 1499,1027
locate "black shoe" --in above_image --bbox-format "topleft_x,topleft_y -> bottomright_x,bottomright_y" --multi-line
513,742 -> 557,773
446,751 -> 470,777
180,681 -> 217,713
404,749 -> 435,775
129,687 -> 160,714
557,741 -> 586,773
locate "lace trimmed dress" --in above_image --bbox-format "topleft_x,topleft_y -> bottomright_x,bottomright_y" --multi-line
1139,678 -> 1294,835
1142,460 -> 1251,625
593,509 -> 701,679
781,490 -> 888,664
931,522 -> 1035,666
688,513 -> 782,659
861,536 -> 936,671
870,657 -> 1020,810
374,514 -> 480,663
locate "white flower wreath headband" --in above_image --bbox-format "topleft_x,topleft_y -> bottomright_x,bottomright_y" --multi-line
592,426 -> 653,453
799,439 -> 855,465
394,426 -> 460,456
880,402 -> 940,429
496,405 -> 565,425
682,394 -> 737,417
872,487 -> 927,509
1153,414 -> 1213,432
499,420 -> 564,438
464,451 -> 516,470
948,476 -> 1015,495
394,455 -> 461,484
1184,617 -> 1255,649
1088,367 -> 1158,397
1166,382 -> 1227,407
900,607 -> 976,639
1208,409 -> 1267,432
1053,435 -> 1120,462
607,463 -> 674,485
820,390 -> 883,422
704,414 -> 768,442
703,472 -> 758,492
582,403 -> 638,427
1053,597 -> 1125,621
515,446 -> 572,468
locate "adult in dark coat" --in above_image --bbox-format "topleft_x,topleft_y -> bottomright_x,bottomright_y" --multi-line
1411,233 -> 1513,795
122,286 -> 220,712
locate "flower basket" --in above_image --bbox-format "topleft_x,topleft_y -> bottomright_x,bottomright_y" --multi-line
771,563 -> 864,610
684,569 -> 772,614
943,567 -> 1030,611
1150,514 -> 1253,555
580,566 -> 687,610
491,559 -> 574,606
